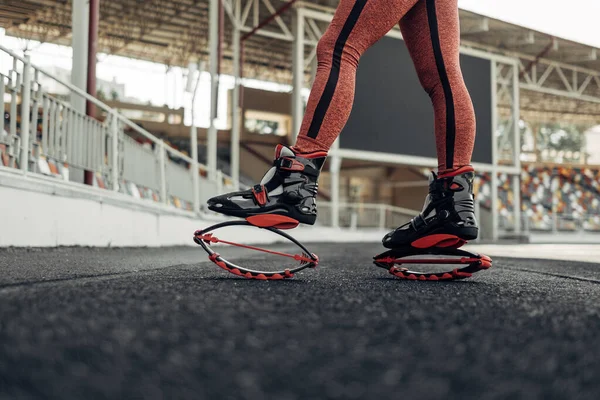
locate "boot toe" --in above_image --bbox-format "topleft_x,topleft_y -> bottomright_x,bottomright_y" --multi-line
382,226 -> 412,248
207,190 -> 257,214
207,192 -> 242,212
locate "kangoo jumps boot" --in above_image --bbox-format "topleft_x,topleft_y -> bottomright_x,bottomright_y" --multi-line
207,145 -> 327,228
382,166 -> 478,249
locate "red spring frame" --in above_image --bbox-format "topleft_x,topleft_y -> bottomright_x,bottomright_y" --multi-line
374,248 -> 492,281
193,220 -> 319,280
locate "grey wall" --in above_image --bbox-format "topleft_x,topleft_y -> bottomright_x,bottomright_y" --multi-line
340,36 -> 492,165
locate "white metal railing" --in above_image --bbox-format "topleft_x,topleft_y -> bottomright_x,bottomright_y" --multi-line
0,44 -> 237,211
318,202 -> 419,230
512,213 -> 600,234
496,210 -> 600,234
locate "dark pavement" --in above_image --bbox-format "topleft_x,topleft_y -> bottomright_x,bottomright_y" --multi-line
0,243 -> 599,400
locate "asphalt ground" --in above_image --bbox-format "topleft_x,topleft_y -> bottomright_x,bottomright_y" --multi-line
0,243 -> 599,400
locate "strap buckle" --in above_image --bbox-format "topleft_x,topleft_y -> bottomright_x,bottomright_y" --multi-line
277,157 -> 305,172
252,184 -> 268,206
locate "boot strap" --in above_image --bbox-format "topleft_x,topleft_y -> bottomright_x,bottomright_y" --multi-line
276,157 -> 305,172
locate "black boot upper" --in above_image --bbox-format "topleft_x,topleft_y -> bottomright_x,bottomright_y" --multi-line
382,168 -> 478,248
207,145 -> 326,225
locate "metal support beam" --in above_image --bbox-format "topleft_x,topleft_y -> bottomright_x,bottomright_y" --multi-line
207,0 -> 219,181
71,0 -> 89,114
231,0 -> 241,189
517,48 -> 600,104
85,0 -> 100,186
291,7 -> 304,140
218,0 -> 224,79
520,83 -> 600,104
260,0 -> 293,38
86,0 -> 99,118
240,0 -> 297,42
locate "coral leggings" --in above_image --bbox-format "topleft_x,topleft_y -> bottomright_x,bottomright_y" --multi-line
293,0 -> 475,173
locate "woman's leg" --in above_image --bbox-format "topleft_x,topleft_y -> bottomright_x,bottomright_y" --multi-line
208,0 -> 422,224
293,0 -> 420,153
400,0 -> 475,173
383,0 -> 478,248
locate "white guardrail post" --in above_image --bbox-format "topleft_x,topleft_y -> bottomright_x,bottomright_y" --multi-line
216,170 -> 223,195
159,140 -> 168,204
350,205 -> 358,231
20,55 -> 31,172
378,204 -> 386,230
191,125 -> 200,213
110,112 -> 119,191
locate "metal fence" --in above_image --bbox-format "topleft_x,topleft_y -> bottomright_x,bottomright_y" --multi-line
497,211 -> 600,233
318,202 -> 418,230
0,44 -> 236,212
522,213 -> 600,233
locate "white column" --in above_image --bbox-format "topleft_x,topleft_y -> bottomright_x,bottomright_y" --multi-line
490,61 -> 499,241
512,174 -> 521,234
20,56 -> 32,172
0,28 -> 5,72
330,139 -> 341,228
191,124 -> 200,211
230,0 -> 241,190
291,8 -> 305,140
207,0 -> 219,181
71,0 -> 89,114
159,140 -> 168,204
190,61 -> 204,213
111,113 -> 119,191
512,63 -> 522,234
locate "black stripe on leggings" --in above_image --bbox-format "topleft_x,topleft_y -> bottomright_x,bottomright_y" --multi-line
426,0 -> 456,170
306,0 -> 368,139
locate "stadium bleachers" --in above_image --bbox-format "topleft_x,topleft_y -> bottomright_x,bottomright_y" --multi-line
475,165 -> 600,233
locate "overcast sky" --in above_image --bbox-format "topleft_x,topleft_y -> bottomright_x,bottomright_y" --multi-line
459,0 -> 600,48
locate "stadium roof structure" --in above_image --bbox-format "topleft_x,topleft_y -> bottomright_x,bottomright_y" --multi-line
2,0 -> 600,124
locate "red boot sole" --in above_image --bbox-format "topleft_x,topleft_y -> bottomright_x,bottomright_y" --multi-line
246,215 -> 299,230
411,234 -> 467,249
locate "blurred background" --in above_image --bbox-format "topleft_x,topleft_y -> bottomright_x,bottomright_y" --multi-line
2,0 -> 600,245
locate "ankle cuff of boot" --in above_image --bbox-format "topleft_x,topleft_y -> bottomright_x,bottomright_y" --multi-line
438,165 -> 474,178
